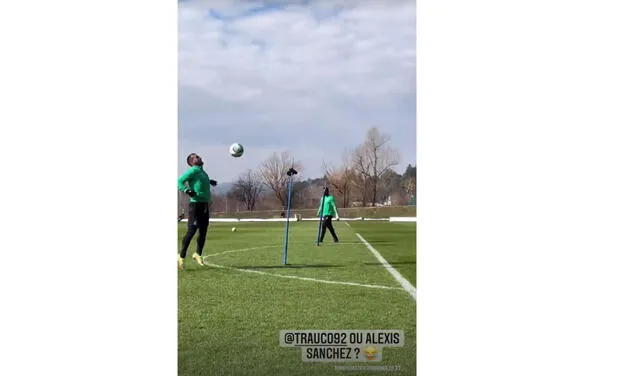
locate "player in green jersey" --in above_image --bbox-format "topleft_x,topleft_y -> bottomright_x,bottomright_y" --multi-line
317,187 -> 340,243
177,153 -> 217,269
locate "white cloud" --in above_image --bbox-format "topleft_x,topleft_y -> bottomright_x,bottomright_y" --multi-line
179,0 -> 416,182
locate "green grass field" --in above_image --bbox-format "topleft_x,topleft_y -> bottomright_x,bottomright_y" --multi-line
178,220 -> 416,376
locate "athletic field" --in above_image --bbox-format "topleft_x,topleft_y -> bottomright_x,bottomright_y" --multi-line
178,220 -> 417,376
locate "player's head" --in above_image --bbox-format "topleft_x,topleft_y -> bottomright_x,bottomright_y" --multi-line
187,153 -> 203,166
323,187 -> 330,196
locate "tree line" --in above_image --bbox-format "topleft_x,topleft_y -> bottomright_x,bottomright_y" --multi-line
181,126 -> 416,213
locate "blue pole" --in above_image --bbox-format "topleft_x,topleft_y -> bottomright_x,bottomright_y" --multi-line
316,194 -> 326,246
283,175 -> 294,265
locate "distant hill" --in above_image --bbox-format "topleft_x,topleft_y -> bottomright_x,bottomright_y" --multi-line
212,182 -> 233,195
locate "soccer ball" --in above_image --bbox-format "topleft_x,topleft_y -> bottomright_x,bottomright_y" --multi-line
232,227 -> 237,232
229,143 -> 244,158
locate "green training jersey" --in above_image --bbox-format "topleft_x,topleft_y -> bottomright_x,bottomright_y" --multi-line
318,195 -> 337,217
177,166 -> 212,203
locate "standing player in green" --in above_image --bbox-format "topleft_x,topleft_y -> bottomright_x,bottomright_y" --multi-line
177,153 -> 217,270
317,187 -> 340,243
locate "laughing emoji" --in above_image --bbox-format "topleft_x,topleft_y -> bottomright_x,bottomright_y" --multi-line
364,346 -> 378,360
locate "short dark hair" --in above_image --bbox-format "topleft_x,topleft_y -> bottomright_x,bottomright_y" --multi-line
186,153 -> 197,166
323,187 -> 330,196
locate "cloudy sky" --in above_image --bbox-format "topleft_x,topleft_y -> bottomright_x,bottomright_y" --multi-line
178,0 -> 416,182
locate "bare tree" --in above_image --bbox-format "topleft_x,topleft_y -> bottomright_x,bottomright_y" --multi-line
259,151 -> 302,207
351,127 -> 401,206
224,191 -> 242,212
379,169 -> 403,205
230,169 -> 264,211
403,176 -> 416,198
402,164 -> 417,202
323,150 -> 355,208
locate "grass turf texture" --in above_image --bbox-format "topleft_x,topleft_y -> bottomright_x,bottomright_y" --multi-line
178,220 -> 416,376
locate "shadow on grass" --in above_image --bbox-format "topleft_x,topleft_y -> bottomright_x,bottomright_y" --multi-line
230,263 -> 343,270
179,267 -> 237,275
317,241 -> 396,245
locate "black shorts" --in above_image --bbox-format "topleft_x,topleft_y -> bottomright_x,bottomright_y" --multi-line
188,202 -> 210,228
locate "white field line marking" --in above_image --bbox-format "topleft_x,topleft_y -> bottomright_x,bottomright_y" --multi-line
202,249 -> 403,291
355,233 -> 416,300
210,245 -> 276,256
206,242 -> 364,258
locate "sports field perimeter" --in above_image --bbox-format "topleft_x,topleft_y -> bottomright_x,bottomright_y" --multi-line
178,220 -> 416,376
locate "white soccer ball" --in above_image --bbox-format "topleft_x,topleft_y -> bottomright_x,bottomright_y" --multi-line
232,227 -> 237,232
229,143 -> 244,158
